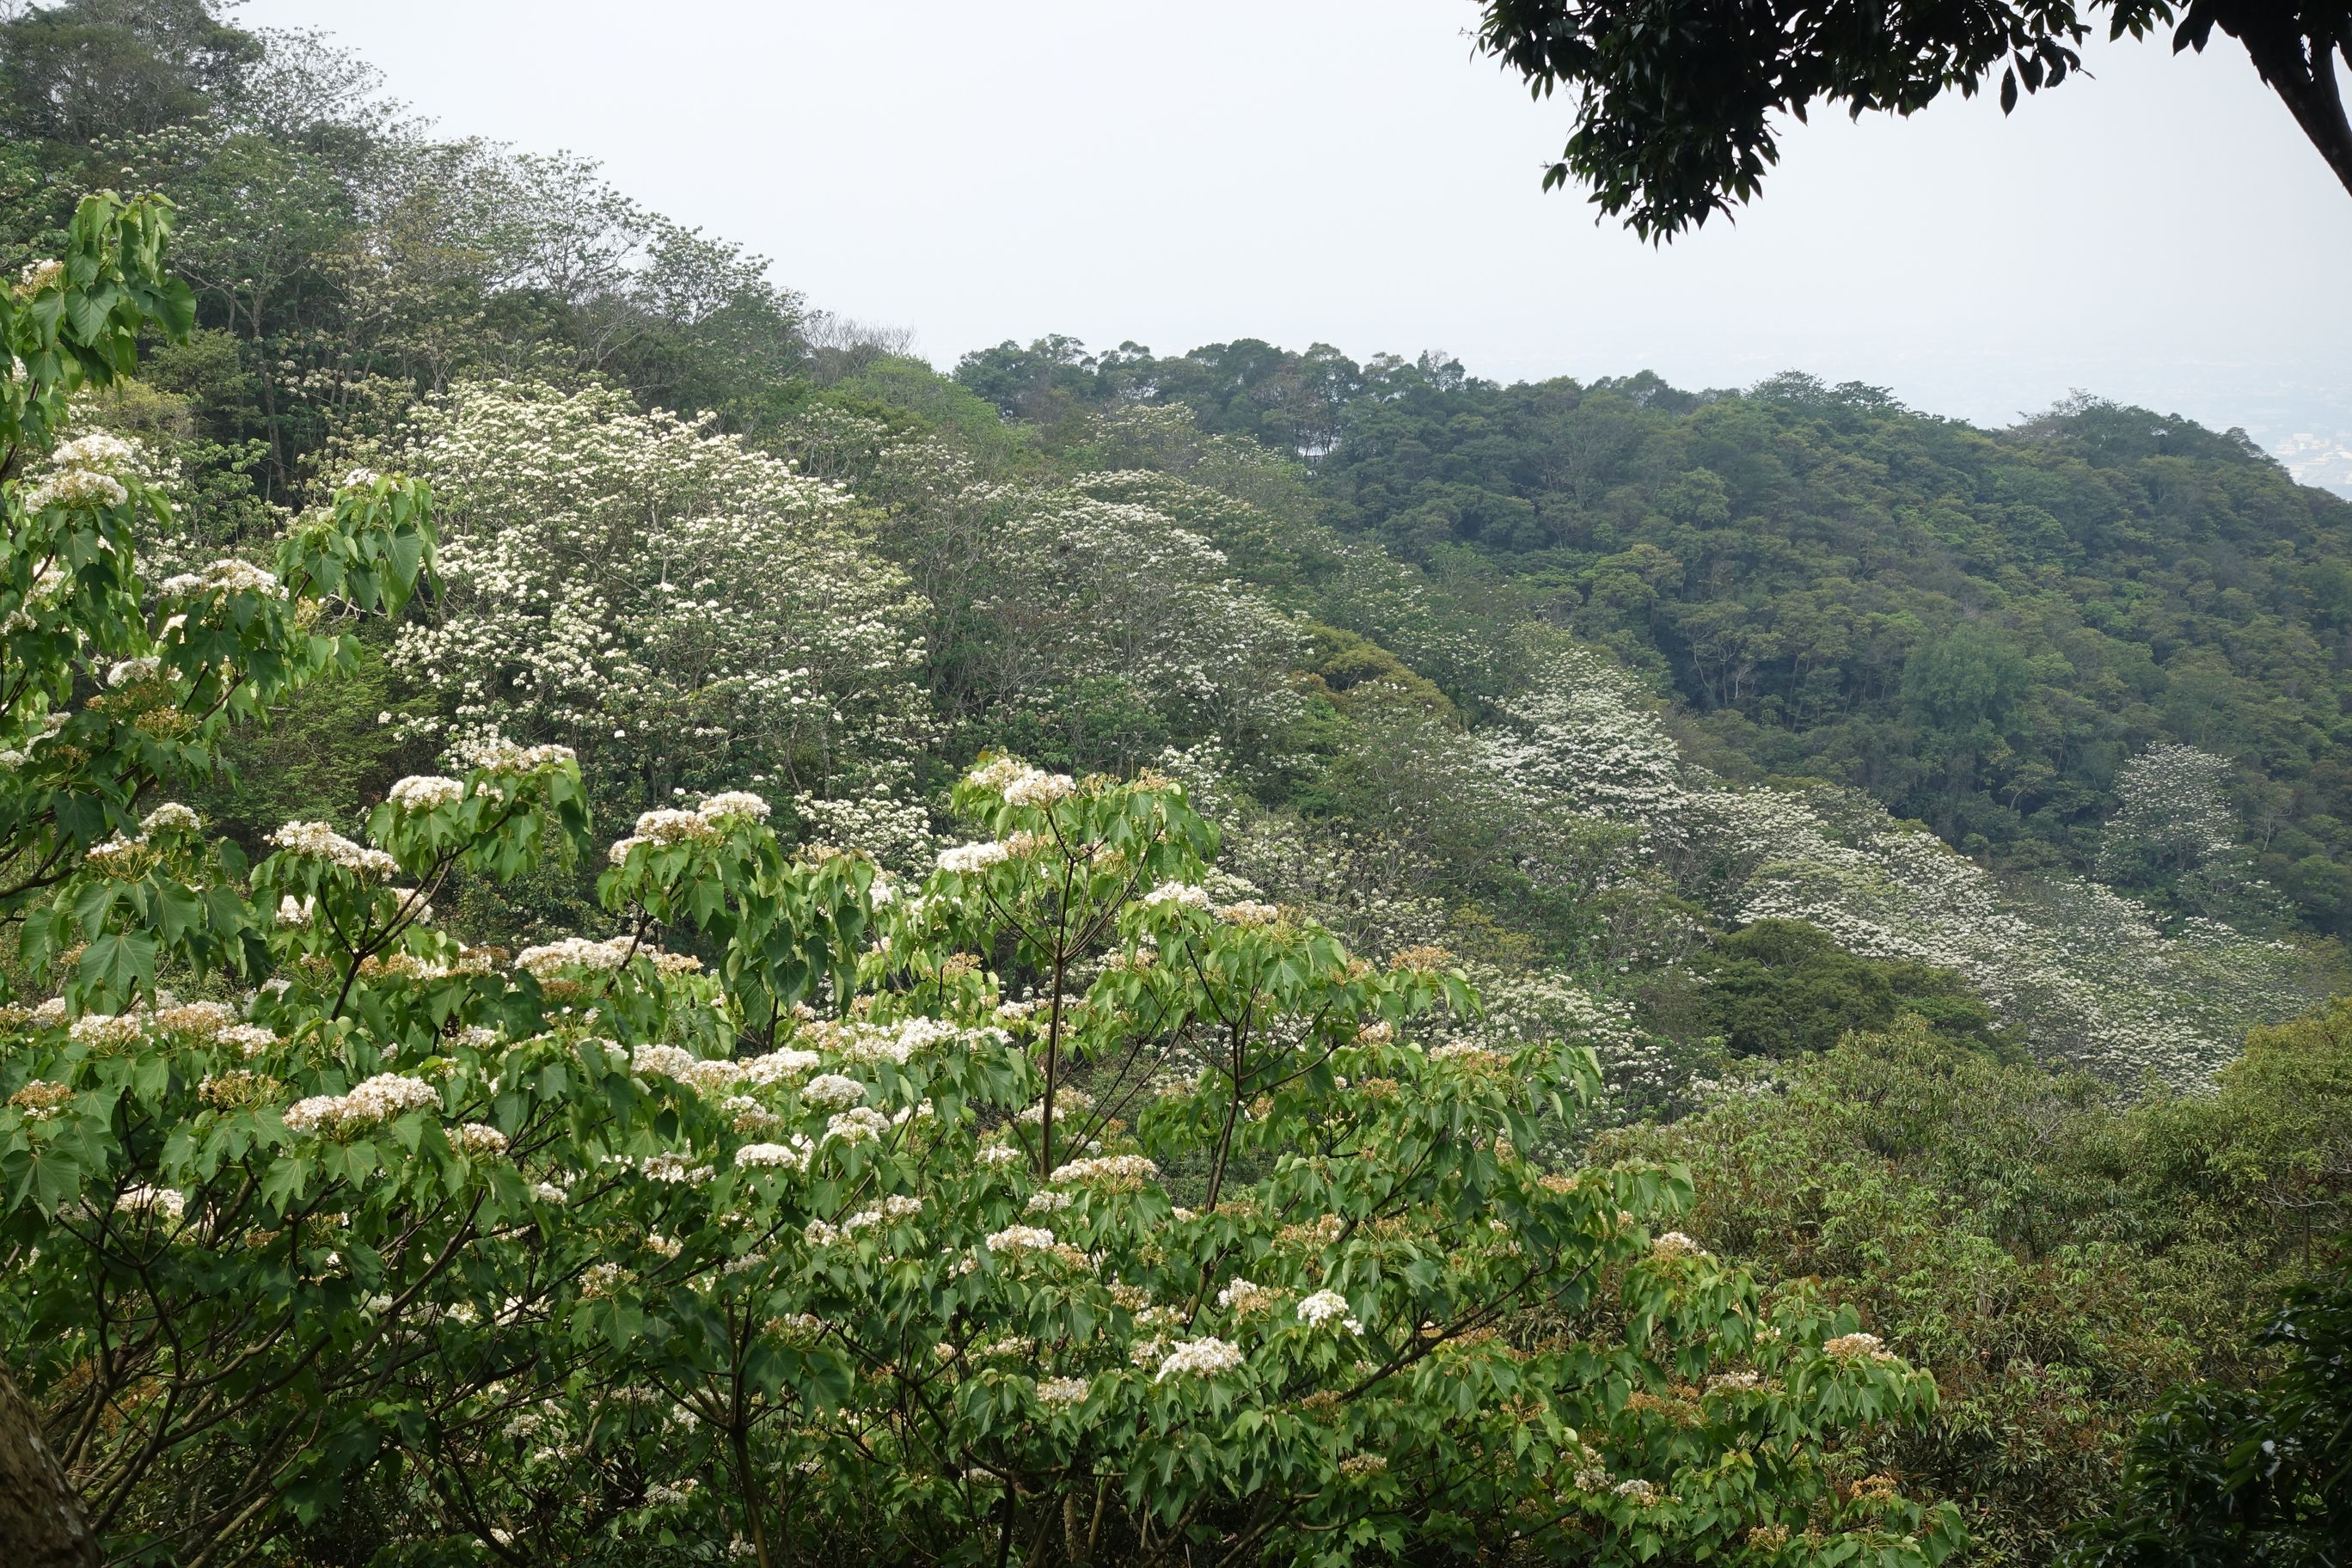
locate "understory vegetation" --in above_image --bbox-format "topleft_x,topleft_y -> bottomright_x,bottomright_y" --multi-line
1,6 -> 2347,1566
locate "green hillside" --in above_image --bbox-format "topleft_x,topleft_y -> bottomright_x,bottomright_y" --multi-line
2,7 -> 2348,1566
959,337 -> 2352,937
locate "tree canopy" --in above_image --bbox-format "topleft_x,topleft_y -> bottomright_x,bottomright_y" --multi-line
1471,1 -> 2352,236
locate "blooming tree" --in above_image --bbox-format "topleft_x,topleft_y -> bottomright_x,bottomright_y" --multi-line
387,378 -> 934,862
5,748 -> 1969,1567
1483,650 -> 2315,1084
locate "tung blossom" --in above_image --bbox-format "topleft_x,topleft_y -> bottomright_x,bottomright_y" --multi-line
270,821 -> 400,879
737,1138 -> 813,1171
936,840 -> 1010,874
1036,1376 -> 1090,1406
1155,1337 -> 1243,1382
388,775 -> 465,812
282,1074 -> 442,1136
1295,1290 -> 1363,1333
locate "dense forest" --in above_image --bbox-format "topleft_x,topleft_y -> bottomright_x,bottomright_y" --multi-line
958,336 -> 2352,934
0,5 -> 2346,1568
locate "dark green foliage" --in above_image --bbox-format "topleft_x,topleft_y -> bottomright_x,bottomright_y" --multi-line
1606,1010 -> 2352,1564
0,0 -> 260,147
1467,2 -> 2352,235
2063,1250 -> 2352,1565
180,645 -> 429,854
1703,918 -> 1997,1057
1294,620 -> 1457,720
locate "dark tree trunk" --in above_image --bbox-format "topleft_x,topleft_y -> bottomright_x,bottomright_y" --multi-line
0,1364 -> 96,1568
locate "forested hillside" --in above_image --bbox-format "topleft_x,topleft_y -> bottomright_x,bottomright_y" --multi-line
2,6 -> 2348,1567
959,336 -> 2352,936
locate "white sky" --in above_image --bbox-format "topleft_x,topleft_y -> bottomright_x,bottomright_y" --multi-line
247,1 -> 2351,468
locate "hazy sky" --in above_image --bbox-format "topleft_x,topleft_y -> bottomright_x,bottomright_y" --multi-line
243,1 -> 2350,471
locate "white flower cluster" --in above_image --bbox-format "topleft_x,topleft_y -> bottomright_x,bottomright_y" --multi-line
283,1073 -> 443,1136
1154,1336 -> 1244,1382
1295,1290 -> 1363,1332
456,738 -> 577,774
745,1047 -> 820,1082
697,791 -> 770,822
83,832 -> 149,875
978,763 -> 1076,808
983,1225 -> 1057,1254
936,840 -> 1010,874
1002,771 -> 1075,808
452,1122 -> 509,1157
1035,1375 -> 1090,1406
1216,900 -> 1281,927
153,1001 -> 234,1036
1014,1087 -> 1092,1125
517,937 -> 696,977
221,1024 -> 279,1057
1216,1277 -> 1275,1312
611,1152 -> 713,1185
798,1015 -> 976,1066
629,1043 -> 699,1078
393,381 -> 929,854
842,1194 -> 922,1232
800,1073 -> 868,1109
158,559 -> 286,601
606,793 -> 769,862
25,433 -> 136,511
6,1080 -> 72,1121
66,1011 -> 148,1049
115,1184 -> 187,1222
388,775 -> 465,812
1487,649 -> 2312,1084
1142,881 -> 1212,910
141,802 -> 199,834
1047,1154 -> 1160,1187
956,468 -> 1307,752
270,821 -> 400,879
2098,741 -> 2242,883
825,1106 -> 891,1145
1823,1332 -> 1897,1363
736,1138 -> 813,1171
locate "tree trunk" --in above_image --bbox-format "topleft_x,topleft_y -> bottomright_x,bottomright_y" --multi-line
0,1363 -> 97,1568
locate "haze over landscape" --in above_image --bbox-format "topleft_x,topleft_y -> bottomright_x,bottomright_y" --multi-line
245,0 -> 2352,490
